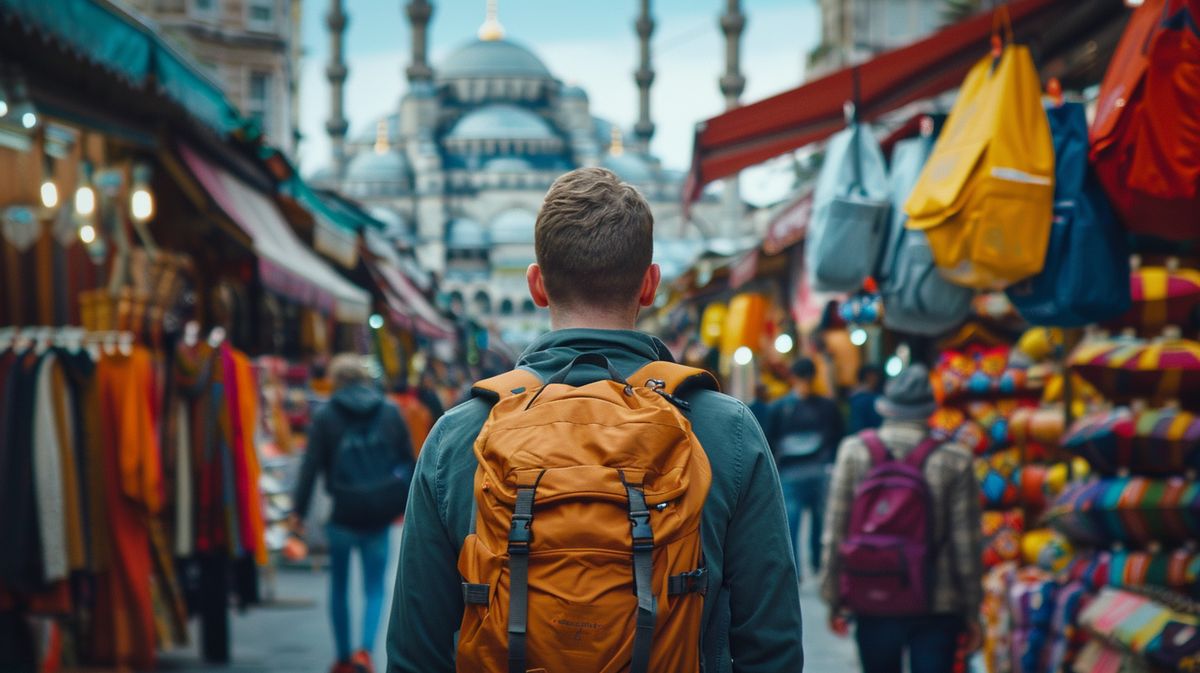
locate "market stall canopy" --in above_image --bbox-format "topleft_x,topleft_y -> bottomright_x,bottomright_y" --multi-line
364,234 -> 455,340
683,0 -> 1128,207
179,143 -> 370,323
0,0 -> 243,137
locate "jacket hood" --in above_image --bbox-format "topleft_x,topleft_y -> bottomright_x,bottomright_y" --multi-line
331,383 -> 384,417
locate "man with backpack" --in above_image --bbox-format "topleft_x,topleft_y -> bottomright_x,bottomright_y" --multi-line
290,355 -> 415,673
820,364 -> 983,673
766,356 -> 845,577
387,167 -> 804,673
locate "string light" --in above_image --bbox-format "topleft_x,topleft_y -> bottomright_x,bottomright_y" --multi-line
40,180 -> 58,209
733,346 -> 753,366
369,314 -> 384,330
850,328 -> 868,346
130,162 -> 154,222
885,355 -> 904,377
79,224 -> 96,244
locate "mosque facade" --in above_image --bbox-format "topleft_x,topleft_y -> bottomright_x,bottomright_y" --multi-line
314,1 -> 735,346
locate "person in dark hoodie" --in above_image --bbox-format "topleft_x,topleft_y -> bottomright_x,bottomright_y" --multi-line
290,354 -> 414,673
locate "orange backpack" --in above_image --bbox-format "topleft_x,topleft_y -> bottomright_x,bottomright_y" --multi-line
456,355 -> 717,673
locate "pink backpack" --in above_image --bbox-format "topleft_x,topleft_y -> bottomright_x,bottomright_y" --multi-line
838,430 -> 941,615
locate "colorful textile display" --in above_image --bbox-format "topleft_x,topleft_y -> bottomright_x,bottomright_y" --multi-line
983,510 -> 1026,569
1078,587 -> 1200,666
1047,477 -> 1200,547
1110,266 -> 1200,333
1069,338 -> 1200,407
1056,549 -> 1200,600
1062,407 -> 1200,477
933,346 -> 1045,405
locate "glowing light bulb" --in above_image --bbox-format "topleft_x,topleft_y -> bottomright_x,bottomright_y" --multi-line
0,100 -> 8,117
885,355 -> 903,377
40,181 -> 58,209
74,185 -> 95,216
850,328 -> 868,346
733,346 -> 753,366
774,334 -> 794,354
369,314 -> 384,330
21,112 -> 36,129
79,224 -> 96,244
130,188 -> 154,221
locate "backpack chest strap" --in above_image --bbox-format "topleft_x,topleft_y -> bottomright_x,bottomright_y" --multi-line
622,474 -> 657,673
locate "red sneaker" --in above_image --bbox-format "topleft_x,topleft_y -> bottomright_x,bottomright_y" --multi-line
351,650 -> 375,673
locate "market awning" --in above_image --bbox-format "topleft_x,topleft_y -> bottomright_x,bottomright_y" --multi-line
178,143 -> 370,323
683,0 -> 1128,206
762,189 -> 813,256
368,263 -> 455,340
0,0 -> 243,137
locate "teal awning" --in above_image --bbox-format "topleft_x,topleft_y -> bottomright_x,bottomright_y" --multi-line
0,0 -> 243,135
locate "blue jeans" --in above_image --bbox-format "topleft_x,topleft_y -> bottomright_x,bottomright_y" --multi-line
780,467 -> 827,574
327,523 -> 391,662
855,614 -> 964,673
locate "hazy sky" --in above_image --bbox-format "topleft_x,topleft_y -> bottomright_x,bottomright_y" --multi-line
297,0 -> 821,197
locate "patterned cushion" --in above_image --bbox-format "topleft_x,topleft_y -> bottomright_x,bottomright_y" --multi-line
1062,407 -> 1200,476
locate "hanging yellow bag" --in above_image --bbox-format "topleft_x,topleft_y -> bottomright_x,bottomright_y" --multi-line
904,10 -> 1054,290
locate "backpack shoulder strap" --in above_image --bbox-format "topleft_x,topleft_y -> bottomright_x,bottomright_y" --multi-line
905,436 -> 943,470
859,429 -> 891,466
470,368 -> 544,404
629,361 -> 720,396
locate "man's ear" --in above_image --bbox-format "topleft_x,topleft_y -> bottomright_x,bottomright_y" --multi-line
527,263 -> 550,308
637,263 -> 662,308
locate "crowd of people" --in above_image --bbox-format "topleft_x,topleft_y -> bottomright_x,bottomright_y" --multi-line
290,167 -> 984,673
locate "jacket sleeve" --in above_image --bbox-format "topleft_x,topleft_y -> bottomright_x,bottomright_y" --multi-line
387,421 -> 462,673
820,437 -> 860,607
724,405 -> 805,672
949,458 -> 984,619
291,409 -> 327,520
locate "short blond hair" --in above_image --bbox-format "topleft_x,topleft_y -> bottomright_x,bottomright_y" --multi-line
329,353 -> 369,390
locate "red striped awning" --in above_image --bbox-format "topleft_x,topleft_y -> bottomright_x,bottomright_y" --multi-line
683,0 -> 1125,208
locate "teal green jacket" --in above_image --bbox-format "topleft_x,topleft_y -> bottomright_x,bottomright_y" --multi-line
386,329 -> 804,673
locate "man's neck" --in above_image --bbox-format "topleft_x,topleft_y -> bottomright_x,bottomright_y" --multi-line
549,306 -> 638,331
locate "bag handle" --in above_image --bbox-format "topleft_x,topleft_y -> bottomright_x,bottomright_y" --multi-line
546,352 -> 627,386
991,5 -> 1014,59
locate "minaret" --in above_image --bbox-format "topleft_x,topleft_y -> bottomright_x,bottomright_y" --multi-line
478,0 -> 505,41
719,0 -> 746,237
325,0 -> 349,179
719,0 -> 746,110
633,0 -> 655,154
405,0 -> 433,83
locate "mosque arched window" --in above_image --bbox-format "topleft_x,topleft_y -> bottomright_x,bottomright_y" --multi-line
499,299 -> 514,316
473,290 -> 492,315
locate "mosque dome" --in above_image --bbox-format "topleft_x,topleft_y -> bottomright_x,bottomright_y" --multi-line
603,153 -> 656,184
490,209 -> 536,244
484,157 -> 534,173
561,84 -> 588,100
345,150 -> 411,183
446,217 -> 490,249
437,39 -> 553,81
446,104 -> 559,143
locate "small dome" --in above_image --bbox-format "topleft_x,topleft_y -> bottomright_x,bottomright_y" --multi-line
491,209 -> 536,244
446,104 -> 558,142
437,39 -> 553,80
484,157 -> 534,173
602,152 -> 655,184
592,116 -> 615,146
345,150 -> 411,183
446,217 -> 489,249
561,84 -> 588,100
309,166 -> 336,185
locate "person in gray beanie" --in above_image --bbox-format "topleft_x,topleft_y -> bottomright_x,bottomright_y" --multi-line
819,363 -> 984,673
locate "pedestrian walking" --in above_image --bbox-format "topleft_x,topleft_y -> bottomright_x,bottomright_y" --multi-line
748,382 -> 772,431
387,167 -> 803,673
289,355 -> 415,673
766,356 -> 845,577
847,364 -> 884,433
821,364 -> 984,673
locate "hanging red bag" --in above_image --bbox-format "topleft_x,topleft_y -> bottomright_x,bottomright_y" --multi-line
1090,0 -> 1200,241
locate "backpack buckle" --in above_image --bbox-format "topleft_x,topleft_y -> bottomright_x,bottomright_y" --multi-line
508,514 -> 532,553
668,568 -> 708,596
645,378 -> 666,391
629,511 -> 654,551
